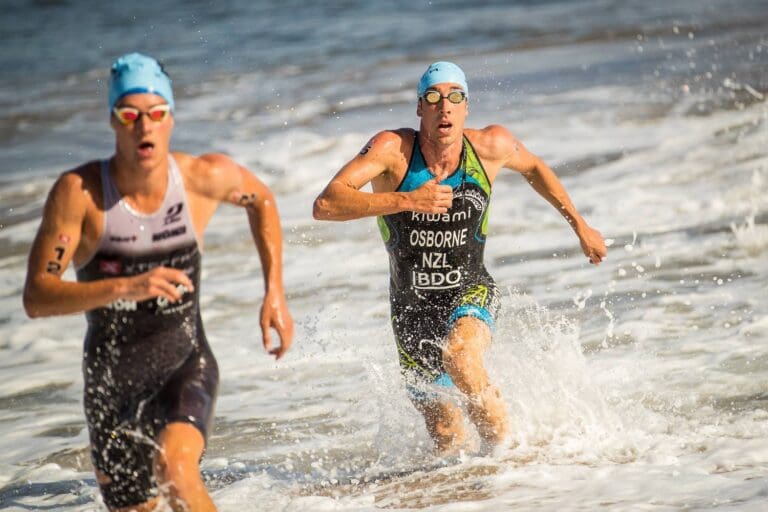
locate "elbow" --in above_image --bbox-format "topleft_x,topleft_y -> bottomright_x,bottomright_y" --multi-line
312,196 -> 333,221
23,289 -> 45,318
22,278 -> 55,318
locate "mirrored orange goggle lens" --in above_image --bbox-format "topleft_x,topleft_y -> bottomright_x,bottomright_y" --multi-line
147,107 -> 169,121
114,105 -> 170,124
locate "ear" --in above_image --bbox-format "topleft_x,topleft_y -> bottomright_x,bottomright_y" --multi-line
416,98 -> 423,118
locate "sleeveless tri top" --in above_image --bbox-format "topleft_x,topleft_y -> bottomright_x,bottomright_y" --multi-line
378,133 -> 492,294
76,157 -> 204,397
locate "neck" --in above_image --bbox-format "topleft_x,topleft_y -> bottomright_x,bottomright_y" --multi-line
109,153 -> 170,212
418,131 -> 464,179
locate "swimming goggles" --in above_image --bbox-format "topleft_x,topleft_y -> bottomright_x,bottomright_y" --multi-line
421,90 -> 467,105
112,104 -> 171,125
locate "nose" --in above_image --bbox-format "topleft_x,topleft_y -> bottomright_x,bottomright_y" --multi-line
135,112 -> 154,133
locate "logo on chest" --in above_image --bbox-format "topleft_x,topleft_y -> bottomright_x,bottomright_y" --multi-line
164,203 -> 184,225
152,225 -> 187,242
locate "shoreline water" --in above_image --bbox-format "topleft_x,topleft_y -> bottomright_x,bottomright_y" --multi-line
2,1 -> 768,510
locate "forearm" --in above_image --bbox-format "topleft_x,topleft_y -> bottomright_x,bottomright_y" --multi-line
247,194 -> 286,293
313,181 -> 407,221
23,274 -> 126,318
526,164 -> 587,232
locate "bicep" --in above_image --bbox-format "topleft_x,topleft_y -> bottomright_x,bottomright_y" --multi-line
329,156 -> 386,191
484,126 -> 538,177
324,133 -> 397,192
196,154 -> 277,211
26,178 -> 85,281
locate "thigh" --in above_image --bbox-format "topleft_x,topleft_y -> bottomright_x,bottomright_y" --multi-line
448,278 -> 501,330
156,336 -> 219,440
391,298 -> 449,381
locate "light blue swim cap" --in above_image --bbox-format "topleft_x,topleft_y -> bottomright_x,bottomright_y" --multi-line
417,61 -> 468,97
108,53 -> 174,111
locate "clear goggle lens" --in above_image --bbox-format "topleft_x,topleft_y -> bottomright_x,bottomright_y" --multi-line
422,90 -> 467,104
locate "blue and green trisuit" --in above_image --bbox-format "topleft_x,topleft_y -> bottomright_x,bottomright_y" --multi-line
377,131 -> 501,400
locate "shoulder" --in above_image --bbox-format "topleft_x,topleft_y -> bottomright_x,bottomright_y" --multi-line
37,161 -> 102,226
172,151 -> 253,203
173,151 -> 241,186
465,125 -> 520,160
50,161 -> 101,206
357,128 -> 415,171
364,128 -> 414,154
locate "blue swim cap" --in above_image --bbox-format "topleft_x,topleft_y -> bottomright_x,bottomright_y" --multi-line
108,53 -> 174,111
417,61 -> 468,97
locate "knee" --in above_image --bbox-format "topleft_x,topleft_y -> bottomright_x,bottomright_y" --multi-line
442,342 -> 471,376
155,423 -> 205,483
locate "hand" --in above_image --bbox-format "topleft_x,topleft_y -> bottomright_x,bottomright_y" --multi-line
260,291 -> 294,360
123,266 -> 194,302
577,225 -> 607,265
408,179 -> 454,213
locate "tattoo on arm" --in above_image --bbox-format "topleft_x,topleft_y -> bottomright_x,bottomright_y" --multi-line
237,193 -> 259,208
359,140 -> 373,155
46,245 -> 66,275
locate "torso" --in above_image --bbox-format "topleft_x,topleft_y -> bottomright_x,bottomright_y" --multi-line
75,156 -> 207,397
378,131 -> 493,294
76,156 -> 202,330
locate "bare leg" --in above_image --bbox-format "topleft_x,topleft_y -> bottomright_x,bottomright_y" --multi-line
443,317 -> 509,448
154,422 -> 217,512
412,397 -> 467,455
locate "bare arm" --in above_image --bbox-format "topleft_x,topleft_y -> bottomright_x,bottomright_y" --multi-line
23,172 -> 191,317
196,153 -> 294,359
487,125 -> 607,264
312,131 -> 453,221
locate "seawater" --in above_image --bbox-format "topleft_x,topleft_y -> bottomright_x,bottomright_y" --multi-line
1,0 -> 768,510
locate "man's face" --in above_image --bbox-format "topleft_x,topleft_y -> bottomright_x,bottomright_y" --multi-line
417,82 -> 468,146
110,93 -> 174,170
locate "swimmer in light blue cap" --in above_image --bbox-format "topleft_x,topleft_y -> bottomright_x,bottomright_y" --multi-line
24,50 -> 295,510
417,61 -> 468,98
108,52 -> 174,111
314,58 -> 608,456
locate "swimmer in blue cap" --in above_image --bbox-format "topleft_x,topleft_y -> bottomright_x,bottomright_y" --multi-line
416,61 -> 469,98
315,61 -> 607,455
24,53 -> 295,511
109,52 -> 175,112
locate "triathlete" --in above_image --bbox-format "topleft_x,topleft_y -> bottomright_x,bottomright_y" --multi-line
313,61 -> 606,454
23,53 -> 294,511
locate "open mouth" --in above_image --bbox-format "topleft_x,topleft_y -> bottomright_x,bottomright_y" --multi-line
137,141 -> 155,157
438,121 -> 452,131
